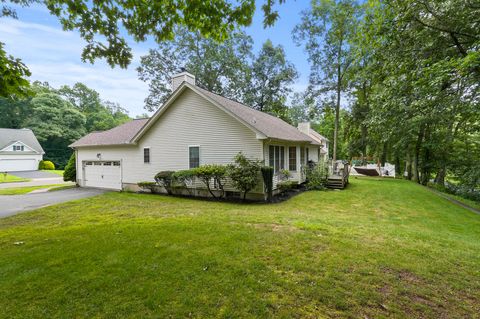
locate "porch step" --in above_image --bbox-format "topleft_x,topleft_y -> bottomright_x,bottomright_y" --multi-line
326,178 -> 346,189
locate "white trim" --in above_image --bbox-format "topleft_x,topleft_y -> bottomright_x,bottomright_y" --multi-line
188,145 -> 200,169
0,140 -> 41,154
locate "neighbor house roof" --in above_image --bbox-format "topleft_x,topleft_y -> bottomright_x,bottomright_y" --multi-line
71,83 -> 319,147
69,119 -> 149,147
0,128 -> 44,154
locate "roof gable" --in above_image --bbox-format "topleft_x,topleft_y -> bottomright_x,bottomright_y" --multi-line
0,128 -> 44,154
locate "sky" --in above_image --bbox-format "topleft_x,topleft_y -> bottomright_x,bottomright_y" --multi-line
1,1 -> 311,117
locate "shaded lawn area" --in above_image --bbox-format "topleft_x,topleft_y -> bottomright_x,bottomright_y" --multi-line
0,184 -> 74,195
0,173 -> 29,183
0,178 -> 479,318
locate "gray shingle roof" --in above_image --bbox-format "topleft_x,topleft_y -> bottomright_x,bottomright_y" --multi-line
195,86 -> 318,144
0,128 -> 44,153
69,119 -> 149,147
70,84 -> 318,147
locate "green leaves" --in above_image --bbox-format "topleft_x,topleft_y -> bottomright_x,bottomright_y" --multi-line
0,42 -> 31,99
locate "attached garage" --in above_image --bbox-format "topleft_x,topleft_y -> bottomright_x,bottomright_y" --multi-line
83,161 -> 122,190
0,158 -> 38,172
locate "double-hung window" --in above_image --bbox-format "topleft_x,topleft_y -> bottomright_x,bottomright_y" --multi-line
144,147 -> 150,163
288,147 -> 297,171
269,145 -> 285,173
189,146 -> 200,168
13,145 -> 24,151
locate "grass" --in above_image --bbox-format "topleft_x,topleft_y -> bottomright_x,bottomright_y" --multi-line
0,173 -> 29,183
41,170 -> 64,176
0,184 -> 71,195
439,191 -> 480,211
0,178 -> 479,318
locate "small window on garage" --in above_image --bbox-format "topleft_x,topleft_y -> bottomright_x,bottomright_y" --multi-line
113,161 -> 120,166
94,162 -> 102,166
144,147 -> 150,163
85,161 -> 93,166
104,162 -> 112,166
189,146 -> 200,168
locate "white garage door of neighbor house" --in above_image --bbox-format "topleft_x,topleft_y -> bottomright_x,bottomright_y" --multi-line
0,159 -> 37,172
84,161 -> 122,190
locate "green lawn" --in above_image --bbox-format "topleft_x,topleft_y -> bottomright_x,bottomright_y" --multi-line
0,178 -> 479,318
0,184 -> 72,195
41,170 -> 64,176
0,173 -> 29,183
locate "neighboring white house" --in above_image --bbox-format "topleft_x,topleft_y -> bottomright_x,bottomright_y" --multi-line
0,128 -> 44,172
70,72 -> 329,198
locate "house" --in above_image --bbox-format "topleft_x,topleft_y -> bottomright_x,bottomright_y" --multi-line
0,128 -> 45,172
70,72 -> 329,198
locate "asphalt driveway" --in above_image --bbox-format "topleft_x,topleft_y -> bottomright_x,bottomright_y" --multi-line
0,188 -> 106,218
7,170 -> 60,179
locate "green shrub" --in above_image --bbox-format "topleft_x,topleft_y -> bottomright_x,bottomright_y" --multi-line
172,169 -> 195,188
277,180 -> 298,193
138,181 -> 157,193
227,153 -> 262,200
261,166 -> 274,202
154,171 -> 175,194
192,164 -> 227,198
39,160 -> 55,170
306,160 -> 328,190
280,169 -> 291,181
63,153 -> 76,182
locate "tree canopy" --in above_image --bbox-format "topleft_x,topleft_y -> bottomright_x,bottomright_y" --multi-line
1,0 -> 286,68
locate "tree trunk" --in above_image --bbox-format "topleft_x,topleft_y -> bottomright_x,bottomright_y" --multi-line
380,142 -> 387,166
434,167 -> 446,186
405,151 -> 412,180
333,67 -> 341,163
412,124 -> 425,183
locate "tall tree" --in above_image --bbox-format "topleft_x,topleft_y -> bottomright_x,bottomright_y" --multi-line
57,83 -> 130,131
1,0 -> 285,68
244,40 -> 298,120
294,0 -> 360,162
137,28 -> 253,111
24,92 -> 86,166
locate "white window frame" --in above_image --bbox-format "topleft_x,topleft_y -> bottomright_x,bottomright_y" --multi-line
189,145 -> 200,169
268,145 -> 285,173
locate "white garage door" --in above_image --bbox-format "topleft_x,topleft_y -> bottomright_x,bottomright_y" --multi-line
84,161 -> 122,190
0,159 -> 37,172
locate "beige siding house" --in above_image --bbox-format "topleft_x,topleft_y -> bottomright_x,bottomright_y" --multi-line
70,72 -> 329,198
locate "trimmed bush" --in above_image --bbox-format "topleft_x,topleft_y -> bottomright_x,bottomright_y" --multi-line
277,180 -> 298,193
192,164 -> 227,198
63,153 -> 76,182
261,166 -> 274,202
154,171 -> 175,194
138,181 -> 157,193
39,160 -> 55,170
227,153 -> 262,200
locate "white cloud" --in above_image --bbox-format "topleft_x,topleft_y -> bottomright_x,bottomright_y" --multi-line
1,17 -> 151,116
